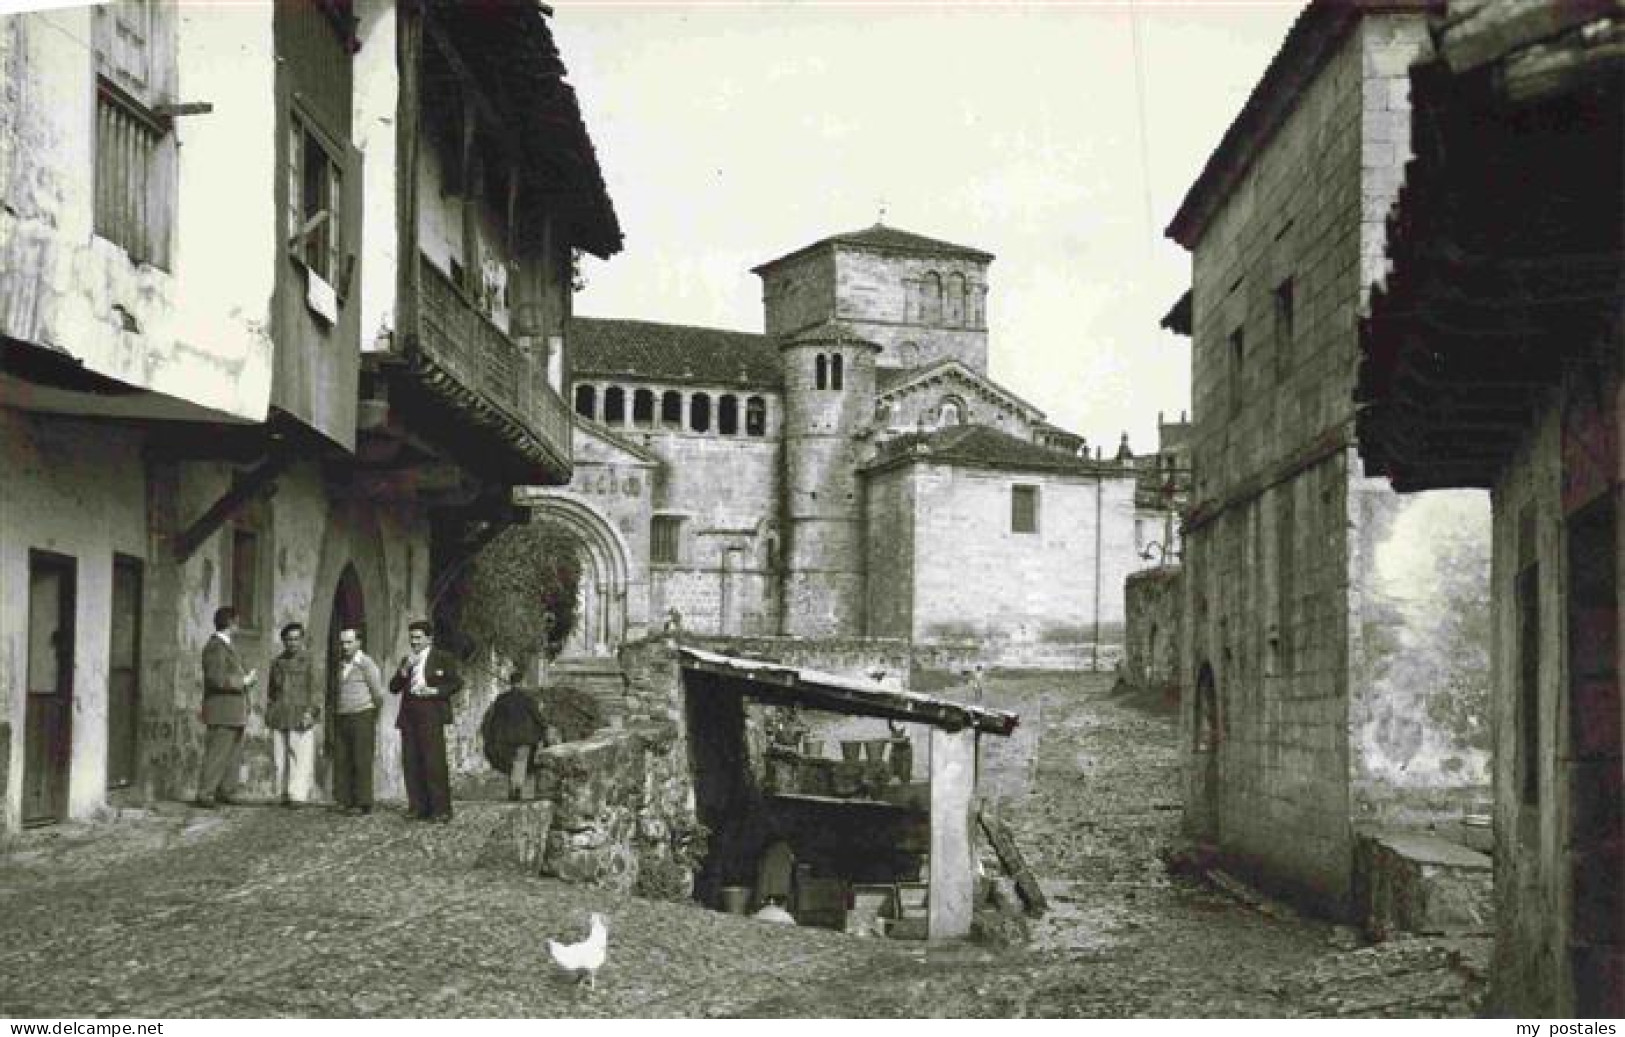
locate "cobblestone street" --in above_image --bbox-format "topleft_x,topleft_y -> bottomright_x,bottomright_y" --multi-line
0,673 -> 1487,1018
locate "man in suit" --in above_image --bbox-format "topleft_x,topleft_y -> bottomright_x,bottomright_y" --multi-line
197,606 -> 257,808
388,619 -> 462,822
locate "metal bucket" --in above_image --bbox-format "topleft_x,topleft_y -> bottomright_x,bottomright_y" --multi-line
720,886 -> 752,914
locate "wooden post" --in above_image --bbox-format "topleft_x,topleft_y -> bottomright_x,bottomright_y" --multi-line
929,726 -> 976,939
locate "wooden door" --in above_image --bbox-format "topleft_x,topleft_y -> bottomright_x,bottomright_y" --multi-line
107,555 -> 142,789
23,551 -> 76,824
322,564 -> 366,791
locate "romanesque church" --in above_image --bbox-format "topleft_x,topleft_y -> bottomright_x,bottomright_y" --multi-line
551,225 -> 1178,666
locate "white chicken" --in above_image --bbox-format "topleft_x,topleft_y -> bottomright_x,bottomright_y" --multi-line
547,912 -> 608,989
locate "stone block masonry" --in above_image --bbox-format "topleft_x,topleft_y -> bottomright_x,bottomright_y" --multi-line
481,639 -> 703,899
1178,11 -> 1488,919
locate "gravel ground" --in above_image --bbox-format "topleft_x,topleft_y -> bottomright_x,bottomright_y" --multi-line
0,672 -> 1487,1018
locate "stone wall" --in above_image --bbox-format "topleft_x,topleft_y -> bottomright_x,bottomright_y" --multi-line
645,421 -> 783,637
1125,565 -> 1183,694
140,458 -> 429,806
899,462 -> 1137,651
1484,384 -> 1569,1015
0,413 -> 149,830
482,638 -> 702,899
0,7 -> 276,422
1180,14 -> 1439,916
833,247 -> 990,373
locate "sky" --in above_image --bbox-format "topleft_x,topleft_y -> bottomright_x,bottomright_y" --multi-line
551,1 -> 1306,454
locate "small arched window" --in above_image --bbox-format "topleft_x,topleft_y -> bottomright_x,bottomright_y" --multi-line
745,396 -> 767,436
830,353 -> 844,391
632,388 -> 655,428
603,386 -> 625,425
661,390 -> 683,428
690,392 -> 711,433
719,394 -> 739,435
938,396 -> 964,426
815,353 -> 828,390
574,384 -> 597,419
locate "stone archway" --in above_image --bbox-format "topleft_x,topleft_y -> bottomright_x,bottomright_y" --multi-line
514,489 -> 644,658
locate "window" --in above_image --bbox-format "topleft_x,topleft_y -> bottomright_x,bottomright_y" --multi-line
1274,277 -> 1295,379
690,393 -> 711,433
633,389 -> 655,429
719,394 -> 739,435
661,390 -> 683,428
830,353 -> 844,391
574,385 -> 597,419
938,397 -> 964,426
603,386 -> 625,425
815,354 -> 828,390
230,527 -> 261,630
1228,326 -> 1246,415
1516,562 -> 1540,806
92,2 -> 175,268
1011,485 -> 1038,534
288,112 -> 344,285
745,396 -> 766,436
651,516 -> 683,565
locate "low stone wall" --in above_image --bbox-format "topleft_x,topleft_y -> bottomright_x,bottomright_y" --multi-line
480,639 -> 703,900
1353,828 -> 1493,940
1124,565 -> 1183,693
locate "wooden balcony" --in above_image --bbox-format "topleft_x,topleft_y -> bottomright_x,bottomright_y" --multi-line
409,253 -> 571,484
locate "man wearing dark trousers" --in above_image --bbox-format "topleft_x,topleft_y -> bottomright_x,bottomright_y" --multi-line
197,606 -> 257,807
389,619 -> 462,823
332,626 -> 384,816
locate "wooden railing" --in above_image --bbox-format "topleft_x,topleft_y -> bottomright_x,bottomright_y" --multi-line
417,254 -> 571,465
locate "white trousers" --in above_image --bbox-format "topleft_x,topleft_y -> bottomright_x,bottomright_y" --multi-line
271,727 -> 317,802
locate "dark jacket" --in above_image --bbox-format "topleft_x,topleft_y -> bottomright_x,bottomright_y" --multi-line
480,688 -> 548,772
266,650 -> 318,731
201,633 -> 250,728
388,646 -> 463,728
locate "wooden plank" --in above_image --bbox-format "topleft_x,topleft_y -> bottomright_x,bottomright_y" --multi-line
979,807 -> 1048,917
173,455 -> 292,563
1440,0 -> 1620,74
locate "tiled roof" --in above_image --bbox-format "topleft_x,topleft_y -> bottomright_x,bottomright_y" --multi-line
875,365 -> 910,392
752,223 -> 994,274
865,424 -> 1113,477
569,317 -> 781,388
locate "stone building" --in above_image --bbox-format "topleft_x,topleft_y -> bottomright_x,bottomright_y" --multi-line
0,0 -> 619,832
562,225 -> 1162,668
1164,0 -> 1494,918
1357,0 -> 1625,1013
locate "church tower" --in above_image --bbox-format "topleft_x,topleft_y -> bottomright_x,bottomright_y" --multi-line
776,322 -> 880,636
753,224 -> 994,374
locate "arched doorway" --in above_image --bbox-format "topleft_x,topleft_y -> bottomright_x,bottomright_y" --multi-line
513,489 -> 642,660
321,564 -> 365,794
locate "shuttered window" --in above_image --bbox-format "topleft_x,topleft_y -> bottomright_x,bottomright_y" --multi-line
92,2 -> 175,268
